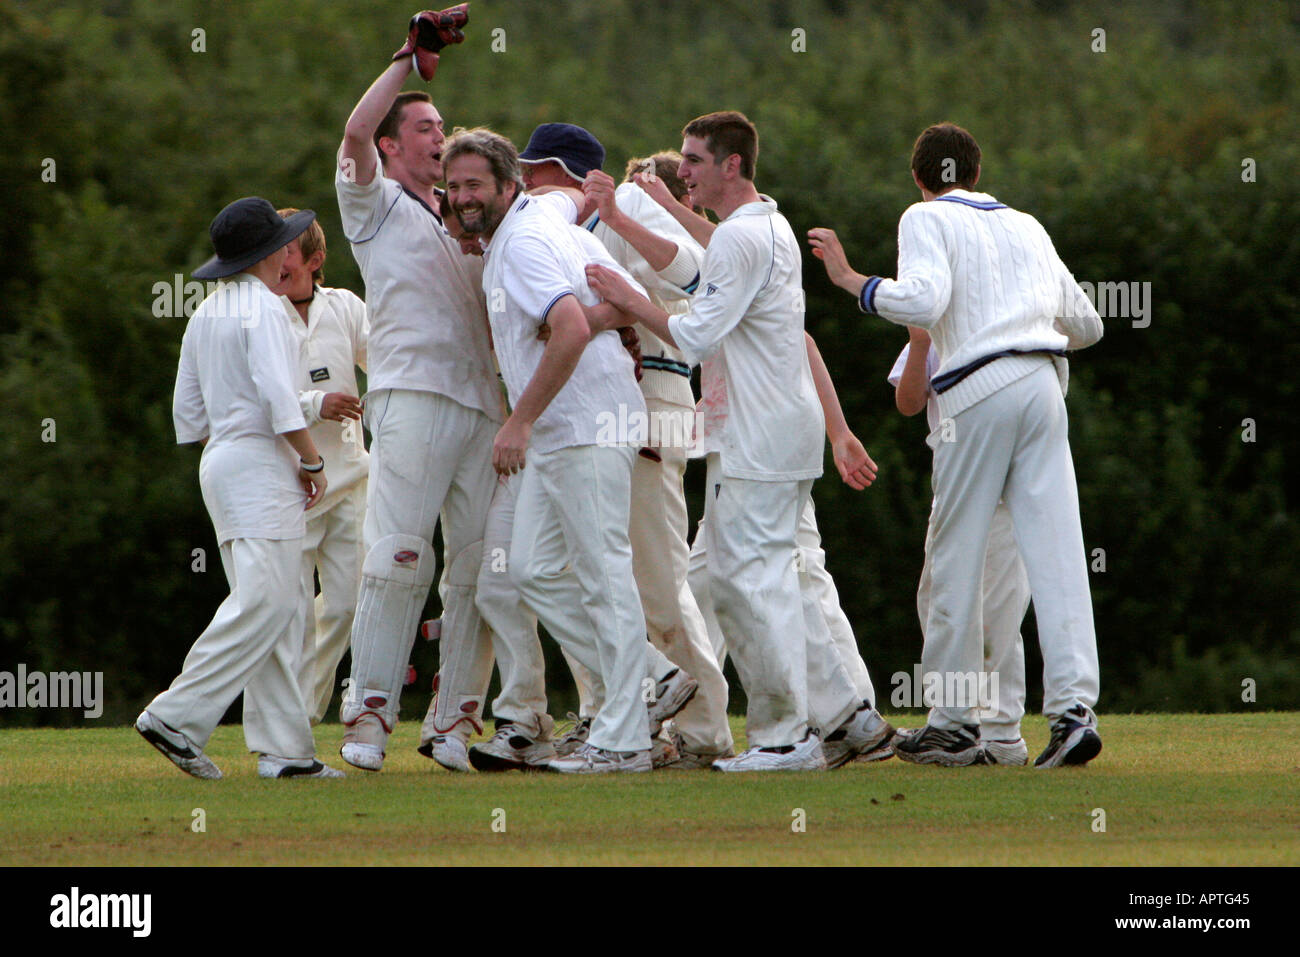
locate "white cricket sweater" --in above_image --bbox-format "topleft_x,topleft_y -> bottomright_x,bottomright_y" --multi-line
860,189 -> 1101,420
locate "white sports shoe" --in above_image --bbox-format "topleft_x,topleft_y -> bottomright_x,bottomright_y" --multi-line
547,742 -> 652,774
822,704 -> 895,770
257,755 -> 346,779
553,713 -> 592,757
659,728 -> 733,770
427,735 -> 471,772
469,724 -> 556,772
135,710 -> 223,780
646,669 -> 699,736
712,732 -> 827,773
650,733 -> 679,769
341,713 -> 388,771
983,737 -> 1029,766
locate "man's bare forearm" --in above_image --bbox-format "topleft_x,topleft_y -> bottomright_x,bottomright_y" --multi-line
510,297 -> 590,426
340,61 -> 412,184
805,333 -> 850,442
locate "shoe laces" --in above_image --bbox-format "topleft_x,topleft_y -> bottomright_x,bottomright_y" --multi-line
555,712 -> 591,744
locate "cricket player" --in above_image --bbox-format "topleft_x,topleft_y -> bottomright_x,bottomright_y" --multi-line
684,330 -> 894,768
808,122 -> 1104,768
138,197 -> 343,780
334,7 -> 500,772
519,126 -> 732,766
586,111 -> 892,771
268,210 -> 369,725
444,126 -> 654,773
889,328 -> 1031,765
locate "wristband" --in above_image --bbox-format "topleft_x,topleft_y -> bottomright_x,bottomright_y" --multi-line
300,457 -> 325,473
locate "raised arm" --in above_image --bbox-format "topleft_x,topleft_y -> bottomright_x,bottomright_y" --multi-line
633,172 -> 716,248
339,60 -> 413,188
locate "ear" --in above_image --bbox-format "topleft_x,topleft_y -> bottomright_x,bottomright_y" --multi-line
378,135 -> 399,160
306,249 -> 326,273
912,169 -> 926,191
972,164 -> 981,187
723,153 -> 743,180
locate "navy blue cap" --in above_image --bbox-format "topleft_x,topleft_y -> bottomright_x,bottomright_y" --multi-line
193,198 -> 316,279
518,123 -> 605,181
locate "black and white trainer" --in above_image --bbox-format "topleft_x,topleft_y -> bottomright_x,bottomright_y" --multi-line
1034,705 -> 1102,768
135,710 -> 223,780
257,755 -> 346,779
469,723 -> 556,772
893,722 -> 986,767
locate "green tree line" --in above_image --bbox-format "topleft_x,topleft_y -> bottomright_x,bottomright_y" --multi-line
2,0 -> 1297,724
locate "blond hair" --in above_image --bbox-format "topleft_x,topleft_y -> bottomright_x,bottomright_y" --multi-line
277,207 -> 326,284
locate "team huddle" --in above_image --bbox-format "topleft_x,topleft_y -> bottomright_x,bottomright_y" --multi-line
135,5 -> 1104,779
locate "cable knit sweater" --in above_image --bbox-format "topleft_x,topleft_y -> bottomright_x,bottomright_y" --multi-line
859,188 -> 1102,420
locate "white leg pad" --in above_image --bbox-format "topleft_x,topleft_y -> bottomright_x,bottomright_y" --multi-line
421,539 -> 494,741
342,534 -> 437,729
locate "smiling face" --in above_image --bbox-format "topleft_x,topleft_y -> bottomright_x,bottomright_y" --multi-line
380,100 -> 446,189
446,153 -> 514,240
278,238 -> 320,302
677,134 -> 726,212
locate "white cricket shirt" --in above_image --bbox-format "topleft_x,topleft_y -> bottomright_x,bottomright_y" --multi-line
586,182 -> 703,410
173,274 -> 308,544
335,146 -> 501,421
481,191 -> 646,454
280,285 -> 370,518
860,189 -> 1101,420
669,196 -> 824,481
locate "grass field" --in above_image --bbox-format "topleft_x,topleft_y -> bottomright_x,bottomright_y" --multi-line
1,713 -> 1297,866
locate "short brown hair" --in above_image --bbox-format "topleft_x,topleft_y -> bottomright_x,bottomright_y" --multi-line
682,111 -> 758,180
442,126 -> 524,191
911,123 -> 981,193
624,151 -> 689,202
374,91 -> 434,163
277,207 -> 326,284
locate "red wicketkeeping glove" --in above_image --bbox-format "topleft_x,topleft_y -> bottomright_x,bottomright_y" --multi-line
393,4 -> 470,81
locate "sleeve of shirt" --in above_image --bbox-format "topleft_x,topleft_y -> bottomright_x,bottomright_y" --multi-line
336,143 -> 396,243
1051,247 -> 1104,350
534,190 -> 579,225
885,344 -> 910,387
298,390 -> 325,426
500,233 -> 578,322
339,288 -> 369,373
862,205 -> 953,329
615,183 -> 704,297
172,324 -> 209,444
246,296 -> 309,434
668,223 -> 767,367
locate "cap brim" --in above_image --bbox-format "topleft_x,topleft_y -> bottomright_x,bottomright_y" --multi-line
192,209 -> 317,280
517,155 -> 585,182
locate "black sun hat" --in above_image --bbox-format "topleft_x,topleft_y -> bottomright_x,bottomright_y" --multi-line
193,197 -> 317,279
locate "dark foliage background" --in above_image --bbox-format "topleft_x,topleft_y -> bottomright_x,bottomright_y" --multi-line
2,0 -> 1297,724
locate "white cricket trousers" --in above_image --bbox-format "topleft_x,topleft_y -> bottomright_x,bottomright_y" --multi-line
916,501 -> 1029,740
149,537 -> 314,760
347,389 -> 495,730
700,455 -> 859,748
296,484 -> 365,724
566,411 -> 733,754
509,444 -> 649,753
472,472 -> 551,738
689,498 -> 878,705
925,361 -> 1099,729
